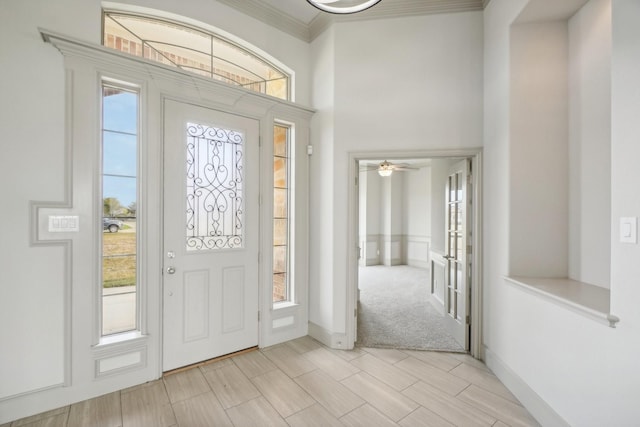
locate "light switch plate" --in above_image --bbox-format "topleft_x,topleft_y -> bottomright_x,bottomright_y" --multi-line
620,217 -> 637,244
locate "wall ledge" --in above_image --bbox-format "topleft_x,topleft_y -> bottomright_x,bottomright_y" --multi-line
504,276 -> 620,328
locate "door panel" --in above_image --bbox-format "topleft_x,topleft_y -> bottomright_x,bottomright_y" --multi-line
183,270 -> 209,342
221,266 -> 245,333
444,159 -> 471,349
163,100 -> 259,371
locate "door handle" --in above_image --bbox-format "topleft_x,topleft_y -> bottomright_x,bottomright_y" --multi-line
166,266 -> 176,274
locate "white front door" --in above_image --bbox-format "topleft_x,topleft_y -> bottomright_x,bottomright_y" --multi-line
162,100 -> 260,371
443,159 -> 471,349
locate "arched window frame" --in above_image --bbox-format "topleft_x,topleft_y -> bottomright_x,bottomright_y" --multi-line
101,6 -> 293,101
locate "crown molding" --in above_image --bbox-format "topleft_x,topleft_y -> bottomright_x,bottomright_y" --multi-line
309,13 -> 334,41
217,0 -> 486,43
310,0 -> 484,39
215,0 -> 312,41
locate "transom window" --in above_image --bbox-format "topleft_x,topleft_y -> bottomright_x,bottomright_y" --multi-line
102,11 -> 290,100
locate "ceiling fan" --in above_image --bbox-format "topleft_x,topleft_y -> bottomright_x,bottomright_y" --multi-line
362,160 -> 417,177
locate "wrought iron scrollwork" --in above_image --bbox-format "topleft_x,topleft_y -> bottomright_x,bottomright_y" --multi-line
186,122 -> 244,250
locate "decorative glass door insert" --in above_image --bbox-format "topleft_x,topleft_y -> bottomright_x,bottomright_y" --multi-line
186,122 -> 244,251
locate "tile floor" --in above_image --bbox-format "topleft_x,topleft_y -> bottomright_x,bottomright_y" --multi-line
2,337 -> 539,427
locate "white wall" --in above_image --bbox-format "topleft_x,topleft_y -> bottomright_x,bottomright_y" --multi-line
509,0 -> 611,286
309,11 -> 483,338
509,21 -> 569,278
358,170 -> 367,266
358,169 -> 382,266
359,166 -> 431,267
309,27 -> 336,335
366,172 -> 382,265
0,0 -> 312,422
403,168 -> 431,237
484,0 -> 640,424
568,0 -> 611,287
381,173 -> 404,265
403,167 -> 431,268
0,0 -> 101,406
366,173 -> 381,236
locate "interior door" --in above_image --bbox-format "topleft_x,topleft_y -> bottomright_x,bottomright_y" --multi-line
443,159 -> 471,349
163,100 -> 260,372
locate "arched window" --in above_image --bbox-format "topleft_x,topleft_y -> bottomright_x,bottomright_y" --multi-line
102,11 -> 290,100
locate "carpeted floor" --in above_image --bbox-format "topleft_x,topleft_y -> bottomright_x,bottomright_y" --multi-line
356,265 -> 464,352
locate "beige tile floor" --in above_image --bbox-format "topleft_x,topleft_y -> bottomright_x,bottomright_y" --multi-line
3,337 -> 539,427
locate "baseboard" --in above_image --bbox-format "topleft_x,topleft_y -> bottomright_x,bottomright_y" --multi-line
484,346 -> 570,427
308,322 -> 350,349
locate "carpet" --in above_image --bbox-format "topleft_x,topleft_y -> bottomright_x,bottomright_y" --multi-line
356,265 -> 464,352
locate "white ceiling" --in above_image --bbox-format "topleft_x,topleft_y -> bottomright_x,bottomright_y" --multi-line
215,0 -> 487,42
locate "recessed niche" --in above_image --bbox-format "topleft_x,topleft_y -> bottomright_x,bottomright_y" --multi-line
507,0 -> 613,323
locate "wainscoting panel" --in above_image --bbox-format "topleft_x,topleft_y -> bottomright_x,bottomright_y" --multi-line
382,235 -> 403,265
365,235 -> 380,266
407,235 -> 431,269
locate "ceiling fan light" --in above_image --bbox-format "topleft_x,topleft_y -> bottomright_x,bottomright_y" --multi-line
307,0 -> 382,14
377,159 -> 393,177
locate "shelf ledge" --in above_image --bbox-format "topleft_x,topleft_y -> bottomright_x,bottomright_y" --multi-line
504,276 -> 620,328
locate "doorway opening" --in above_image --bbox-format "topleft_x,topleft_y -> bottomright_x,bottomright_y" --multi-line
348,151 -> 483,358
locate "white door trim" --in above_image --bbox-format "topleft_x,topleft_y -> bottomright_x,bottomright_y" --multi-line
347,149 -> 484,359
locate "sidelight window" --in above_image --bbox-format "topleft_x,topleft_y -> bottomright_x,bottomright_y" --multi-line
273,124 -> 292,303
101,82 -> 139,336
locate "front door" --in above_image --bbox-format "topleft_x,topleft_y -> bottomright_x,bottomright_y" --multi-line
162,100 -> 260,371
443,159 -> 471,349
